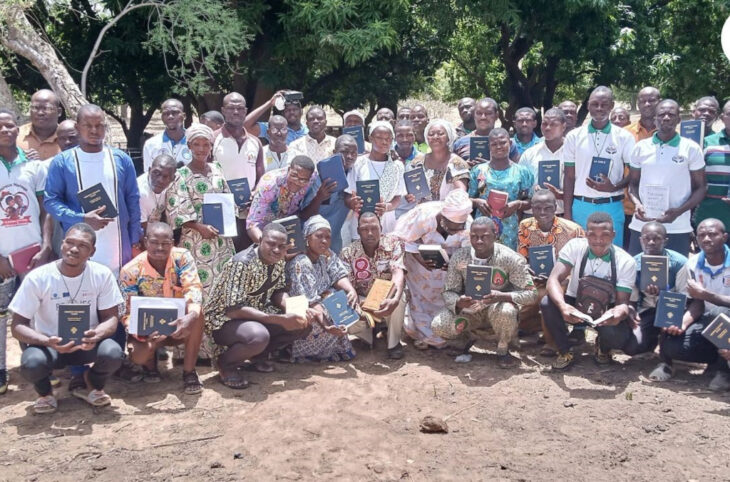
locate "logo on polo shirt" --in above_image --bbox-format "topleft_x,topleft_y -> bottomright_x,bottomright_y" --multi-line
671,155 -> 686,164
605,145 -> 617,155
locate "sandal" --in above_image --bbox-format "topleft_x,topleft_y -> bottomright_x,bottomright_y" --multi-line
182,370 -> 203,395
413,340 -> 430,350
72,387 -> 111,407
33,395 -> 58,414
253,360 -> 275,373
219,373 -> 249,390
143,367 -> 162,384
68,373 -> 87,393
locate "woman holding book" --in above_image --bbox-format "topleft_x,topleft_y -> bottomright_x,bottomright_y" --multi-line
286,215 -> 358,362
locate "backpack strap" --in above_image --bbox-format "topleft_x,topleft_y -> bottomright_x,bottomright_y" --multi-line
579,245 -> 617,287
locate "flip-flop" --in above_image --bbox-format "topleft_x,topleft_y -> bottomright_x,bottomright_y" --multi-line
72,388 -> 111,407
253,361 -> 275,373
33,395 -> 58,414
219,373 -> 249,390
182,370 -> 203,395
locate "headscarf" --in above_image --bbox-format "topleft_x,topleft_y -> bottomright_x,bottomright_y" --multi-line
186,123 -> 214,144
303,215 -> 331,237
368,120 -> 395,138
424,119 -> 456,151
441,190 -> 472,224
343,110 -> 365,125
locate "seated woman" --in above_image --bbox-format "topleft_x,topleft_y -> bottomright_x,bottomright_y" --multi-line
287,215 -> 359,362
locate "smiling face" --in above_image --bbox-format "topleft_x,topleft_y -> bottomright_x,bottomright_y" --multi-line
306,108 -> 327,137
586,221 -> 615,257
268,116 -> 289,145
285,164 -> 313,192
693,99 -> 719,126
587,91 -> 614,125
531,195 -> 557,227
426,124 -> 449,151
188,136 -> 212,162
610,108 -> 631,128
161,100 -> 185,131
61,229 -> 96,267
470,222 -> 496,258
488,132 -> 511,160
259,229 -> 289,265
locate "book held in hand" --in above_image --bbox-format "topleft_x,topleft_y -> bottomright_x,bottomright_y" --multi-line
680,119 -> 705,149
469,136 -> 489,161
701,312 -> 730,350
641,185 -> 669,220
322,290 -> 360,329
275,215 -> 305,253
653,291 -> 686,329
202,193 -> 237,237
487,190 -> 508,217
640,255 -> 668,291
128,296 -> 186,336
528,245 -> 554,277
285,295 -> 309,318
357,180 -> 380,214
227,177 -> 251,208
78,183 -> 118,218
8,243 -> 41,276
317,154 -> 349,192
57,304 -> 90,345
589,157 -> 611,183
201,202 -> 224,233
418,244 -> 449,269
465,264 -> 492,299
343,125 -> 366,154
362,279 -> 395,313
404,166 -> 430,202
537,160 -> 561,189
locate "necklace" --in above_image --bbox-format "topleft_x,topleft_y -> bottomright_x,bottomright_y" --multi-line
58,263 -> 87,303
368,158 -> 388,180
592,130 -> 610,157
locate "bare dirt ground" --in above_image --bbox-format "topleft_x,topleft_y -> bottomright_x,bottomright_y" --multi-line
1,319 -> 729,482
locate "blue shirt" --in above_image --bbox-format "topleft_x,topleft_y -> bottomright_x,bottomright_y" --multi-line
633,248 -> 688,309
304,176 -> 350,254
513,133 -> 542,155
257,122 -> 308,145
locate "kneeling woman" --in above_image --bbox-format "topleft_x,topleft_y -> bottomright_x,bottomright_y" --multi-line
287,215 -> 359,361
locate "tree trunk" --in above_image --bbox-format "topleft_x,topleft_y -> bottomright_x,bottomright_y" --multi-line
0,71 -> 24,121
1,6 -> 87,117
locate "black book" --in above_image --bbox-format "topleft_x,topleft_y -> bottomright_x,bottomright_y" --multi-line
357,180 -> 380,214
275,215 -> 305,253
640,255 -> 669,291
78,183 -> 118,218
201,202 -> 224,233
528,245 -> 554,277
57,304 -> 90,345
537,160 -> 561,189
137,307 -> 178,336
701,312 -> 730,350
465,264 -> 492,300
343,125 -> 366,154
404,166 -> 430,201
418,244 -> 449,269
469,136 -> 490,161
321,290 -> 360,328
653,291 -> 686,329
589,157 -> 611,183
680,120 -> 704,149
317,154 -> 349,192
227,177 -> 251,208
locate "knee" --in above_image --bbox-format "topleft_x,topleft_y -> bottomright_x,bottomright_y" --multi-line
20,347 -> 51,381
96,339 -> 124,370
500,302 -> 519,320
431,310 -> 455,339
539,295 -> 552,312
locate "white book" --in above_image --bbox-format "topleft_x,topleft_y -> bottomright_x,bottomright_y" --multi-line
203,192 -> 238,237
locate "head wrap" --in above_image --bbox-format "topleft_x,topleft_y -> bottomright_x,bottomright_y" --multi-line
343,110 -> 365,125
186,123 -> 214,144
441,190 -> 472,224
368,120 -> 395,138
424,119 -> 456,151
303,215 -> 331,237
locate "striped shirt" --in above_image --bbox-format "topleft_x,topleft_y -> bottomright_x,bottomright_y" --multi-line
695,129 -> 730,229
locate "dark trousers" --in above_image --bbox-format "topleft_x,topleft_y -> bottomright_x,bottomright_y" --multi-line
20,338 -> 123,396
595,308 -> 660,355
541,294 -> 582,353
659,315 -> 730,372
628,229 -> 691,257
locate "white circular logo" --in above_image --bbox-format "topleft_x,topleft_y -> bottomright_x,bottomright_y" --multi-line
723,16 -> 730,62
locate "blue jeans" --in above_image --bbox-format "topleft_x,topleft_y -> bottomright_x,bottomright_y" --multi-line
572,199 -> 625,246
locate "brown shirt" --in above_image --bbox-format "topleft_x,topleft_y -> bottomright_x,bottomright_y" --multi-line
17,123 -> 60,160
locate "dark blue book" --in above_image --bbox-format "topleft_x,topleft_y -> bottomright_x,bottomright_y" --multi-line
654,291 -> 686,329
201,202 -> 224,233
639,255 -> 668,291
537,160 -> 561,189
465,265 -> 492,300
357,180 -> 380,214
317,154 -> 349,192
702,313 -> 730,350
343,125 -> 366,154
58,304 -> 90,345
275,215 -> 305,253
469,136 -> 490,161
589,157 -> 611,183
78,183 -> 118,218
227,178 -> 251,208
680,120 -> 704,149
404,166 -> 430,201
528,245 -> 554,277
321,290 -> 360,328
138,307 -> 178,336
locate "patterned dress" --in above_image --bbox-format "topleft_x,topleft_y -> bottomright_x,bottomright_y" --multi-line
468,162 -> 534,250
287,251 -> 356,361
166,162 -> 236,296
408,153 -> 470,203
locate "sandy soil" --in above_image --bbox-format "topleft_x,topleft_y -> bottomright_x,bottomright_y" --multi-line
1,320 -> 729,482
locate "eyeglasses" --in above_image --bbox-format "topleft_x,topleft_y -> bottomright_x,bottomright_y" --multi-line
30,105 -> 57,113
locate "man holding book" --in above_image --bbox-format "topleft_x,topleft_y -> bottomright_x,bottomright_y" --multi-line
453,98 -> 519,164
340,212 -> 407,359
541,212 -> 637,370
627,99 -> 706,257
432,217 -> 537,368
10,223 -> 124,413
119,222 -> 204,394
650,218 -> 730,391
691,96 -> 720,138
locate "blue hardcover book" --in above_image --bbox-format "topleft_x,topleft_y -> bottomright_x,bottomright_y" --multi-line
653,291 -> 686,329
58,304 -> 91,345
343,125 -> 366,154
78,182 -> 118,218
680,120 -> 704,149
537,160 -> 561,189
317,154 -> 349,192
321,290 -> 360,328
404,166 -> 430,201
528,245 -> 554,277
357,180 -> 380,214
227,177 -> 251,208
589,157 -> 611,183
469,136 -> 490,161
275,215 -> 305,253
201,203 -> 224,233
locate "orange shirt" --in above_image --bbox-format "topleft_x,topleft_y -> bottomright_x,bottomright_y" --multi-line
17,123 -> 60,161
622,121 -> 657,215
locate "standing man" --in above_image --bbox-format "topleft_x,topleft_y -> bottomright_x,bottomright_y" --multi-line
56,120 -> 79,152
558,100 -> 578,134
288,106 -> 336,163
455,97 -> 476,138
376,107 -> 396,128
213,92 -> 264,187
244,91 -> 308,145
262,115 -> 291,172
610,107 -> 631,128
512,107 -> 542,155
396,106 -> 412,122
696,99 -> 730,239
563,86 -> 635,238
17,89 -> 62,161
142,99 -> 191,172
454,98 -> 520,163
410,104 -> 430,153
627,99 -> 706,256
138,154 -> 177,230
692,96 -> 720,138
200,111 -> 224,131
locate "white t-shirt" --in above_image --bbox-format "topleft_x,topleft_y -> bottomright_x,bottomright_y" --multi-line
137,172 -> 167,224
213,131 -> 262,186
9,260 -> 123,337
262,146 -> 290,172
142,132 -> 191,172
563,122 -> 635,198
628,135 -> 705,233
519,141 -> 565,214
682,252 -> 730,315
0,156 -> 47,257
557,237 -> 637,298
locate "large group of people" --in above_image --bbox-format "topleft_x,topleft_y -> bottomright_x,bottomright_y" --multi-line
1,84 -> 730,415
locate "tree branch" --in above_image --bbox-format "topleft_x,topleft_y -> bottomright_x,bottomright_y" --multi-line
451,55 -> 492,98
